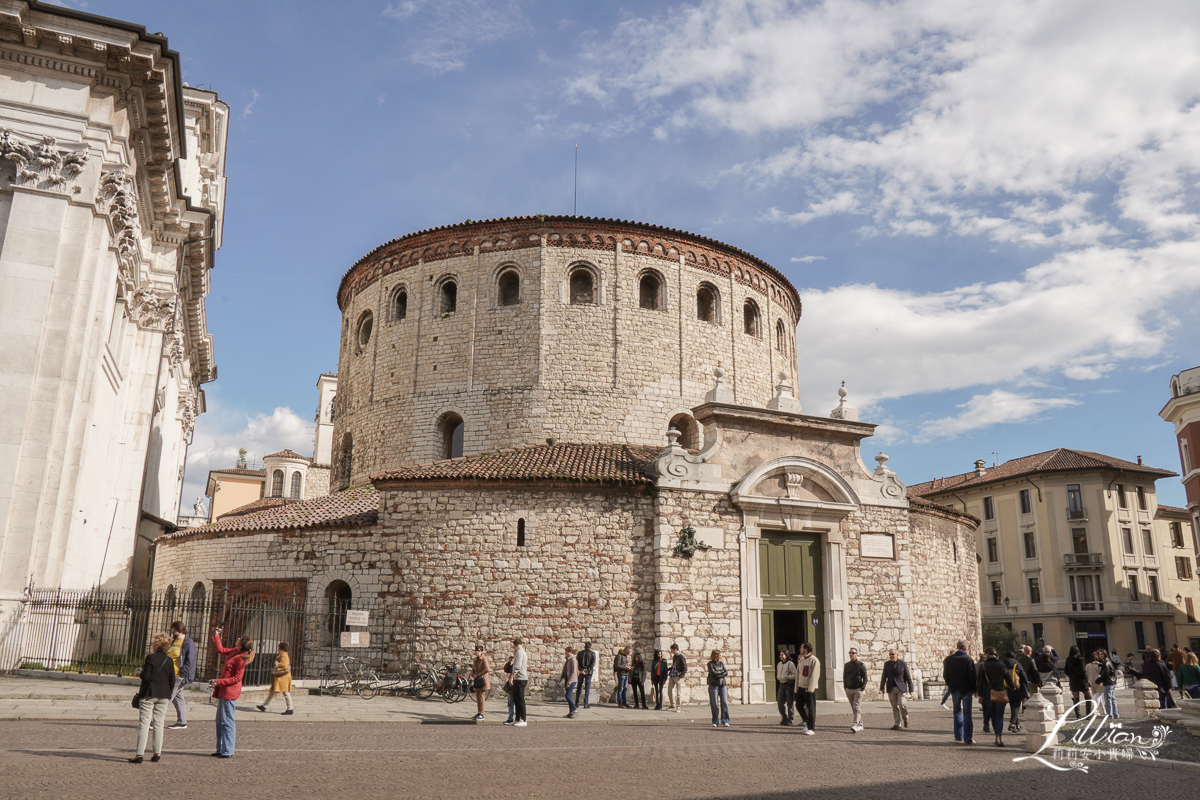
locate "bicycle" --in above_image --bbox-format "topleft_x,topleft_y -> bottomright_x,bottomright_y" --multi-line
323,655 -> 380,699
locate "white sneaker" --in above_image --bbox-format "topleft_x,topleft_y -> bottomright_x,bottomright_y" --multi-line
712,723 -> 718,727
804,728 -> 815,735
721,722 -> 730,727
940,702 -> 950,710
513,720 -> 527,727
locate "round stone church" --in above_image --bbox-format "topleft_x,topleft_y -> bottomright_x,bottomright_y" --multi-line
153,216 -> 981,705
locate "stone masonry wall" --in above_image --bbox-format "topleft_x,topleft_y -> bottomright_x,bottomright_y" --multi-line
332,220 -> 801,488
304,466 -> 331,500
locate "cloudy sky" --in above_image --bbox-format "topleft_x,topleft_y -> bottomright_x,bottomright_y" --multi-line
64,1 -> 1199,512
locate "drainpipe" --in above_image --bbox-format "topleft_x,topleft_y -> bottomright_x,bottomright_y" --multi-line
951,491 -> 969,513
1023,476 -> 1043,503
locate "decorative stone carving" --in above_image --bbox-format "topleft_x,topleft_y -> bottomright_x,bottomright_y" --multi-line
829,382 -> 858,421
1,129 -> 88,192
705,366 -> 734,404
165,317 -> 186,368
648,426 -> 727,491
874,453 -> 907,499
178,391 -> 198,438
766,370 -> 802,414
784,471 -> 804,498
97,169 -> 142,283
128,285 -> 175,331
673,525 -> 710,558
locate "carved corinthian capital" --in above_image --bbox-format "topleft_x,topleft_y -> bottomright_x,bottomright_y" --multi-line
97,169 -> 142,289
1,129 -> 89,192
128,285 -> 175,332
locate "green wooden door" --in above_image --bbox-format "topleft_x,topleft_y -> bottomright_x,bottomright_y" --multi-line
759,533 -> 824,699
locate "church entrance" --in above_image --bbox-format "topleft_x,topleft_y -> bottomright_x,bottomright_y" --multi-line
759,533 -> 824,699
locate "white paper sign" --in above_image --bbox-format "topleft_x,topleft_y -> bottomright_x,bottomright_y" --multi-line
340,631 -> 370,648
860,533 -> 895,559
345,610 -> 369,627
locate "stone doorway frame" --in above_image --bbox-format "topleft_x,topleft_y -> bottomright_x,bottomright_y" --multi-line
731,456 -> 859,704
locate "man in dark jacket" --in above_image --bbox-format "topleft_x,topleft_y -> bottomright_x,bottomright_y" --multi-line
167,620 -> 195,730
667,643 -> 687,711
842,648 -> 868,732
1142,650 -> 1176,710
1003,651 -> 1030,733
575,643 -> 596,710
943,640 -> 976,745
880,649 -> 914,730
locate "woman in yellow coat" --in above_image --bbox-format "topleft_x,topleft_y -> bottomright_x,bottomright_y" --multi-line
257,642 -> 293,715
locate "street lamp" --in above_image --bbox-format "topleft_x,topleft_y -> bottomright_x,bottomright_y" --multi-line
1004,596 -> 1017,612
1176,593 -> 1183,605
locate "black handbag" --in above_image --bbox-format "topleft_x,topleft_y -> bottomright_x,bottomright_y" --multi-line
472,677 -> 485,689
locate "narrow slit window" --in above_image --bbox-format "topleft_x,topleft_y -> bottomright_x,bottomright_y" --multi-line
394,289 -> 408,321
440,281 -> 458,314
517,518 -> 526,547
498,270 -> 520,306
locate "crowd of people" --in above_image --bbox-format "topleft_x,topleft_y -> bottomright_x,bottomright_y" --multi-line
128,625 -> 1200,759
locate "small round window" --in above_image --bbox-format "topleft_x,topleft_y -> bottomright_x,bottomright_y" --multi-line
357,311 -> 374,351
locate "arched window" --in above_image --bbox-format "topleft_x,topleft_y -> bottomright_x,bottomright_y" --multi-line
440,280 -> 457,314
639,272 -> 663,310
271,469 -> 284,497
498,269 -> 520,306
440,413 -> 464,459
290,471 -> 302,499
325,580 -> 352,634
392,288 -> 408,321
517,518 -> 526,547
164,585 -> 177,611
569,268 -> 595,305
357,310 -> 373,351
328,396 -> 336,422
340,433 -> 353,486
187,582 -> 206,638
743,300 -> 761,337
669,413 -> 700,450
776,319 -> 787,354
697,283 -> 720,323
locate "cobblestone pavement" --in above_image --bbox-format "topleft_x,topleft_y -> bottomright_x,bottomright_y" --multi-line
0,708 -> 1190,800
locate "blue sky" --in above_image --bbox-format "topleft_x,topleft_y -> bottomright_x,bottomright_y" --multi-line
61,1 -> 1199,511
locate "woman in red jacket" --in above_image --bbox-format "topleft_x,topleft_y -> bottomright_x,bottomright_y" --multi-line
208,627 -> 254,758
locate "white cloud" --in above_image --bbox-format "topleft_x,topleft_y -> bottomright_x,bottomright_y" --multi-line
790,255 -> 826,263
914,390 -> 1080,443
241,89 -> 260,119
382,1 -> 527,74
179,403 -> 313,516
574,0 -> 1200,417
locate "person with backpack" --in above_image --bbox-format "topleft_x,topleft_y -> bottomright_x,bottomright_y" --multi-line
706,649 -> 730,727
1003,650 -> 1029,733
650,649 -> 670,710
667,643 -> 687,711
575,642 -> 596,710
165,620 -> 194,731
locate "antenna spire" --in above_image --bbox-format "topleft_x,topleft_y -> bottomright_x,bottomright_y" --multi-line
574,144 -> 578,217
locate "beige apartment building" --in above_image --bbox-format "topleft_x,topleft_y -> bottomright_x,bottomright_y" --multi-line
910,449 -> 1200,657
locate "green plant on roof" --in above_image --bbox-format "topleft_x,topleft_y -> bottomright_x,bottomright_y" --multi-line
236,448 -> 247,469
674,525 -> 710,558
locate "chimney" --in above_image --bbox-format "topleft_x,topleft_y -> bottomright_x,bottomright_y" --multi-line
1137,455 -> 1143,465
974,459 -> 987,477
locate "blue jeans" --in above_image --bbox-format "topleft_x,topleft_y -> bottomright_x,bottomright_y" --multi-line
215,698 -> 236,755
951,689 -> 973,743
566,682 -> 577,714
617,674 -> 629,706
506,690 -> 515,721
708,685 -> 729,725
1158,690 -> 1175,710
1102,684 -> 1119,717
575,673 -> 592,707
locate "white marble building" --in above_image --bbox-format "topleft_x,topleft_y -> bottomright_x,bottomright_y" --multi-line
0,1 -> 227,616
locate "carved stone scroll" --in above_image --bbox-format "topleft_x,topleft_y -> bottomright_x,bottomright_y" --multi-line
1,129 -> 88,192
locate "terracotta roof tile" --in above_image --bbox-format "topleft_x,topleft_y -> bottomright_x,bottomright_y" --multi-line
1157,504 -> 1191,516
217,497 -> 295,519
908,448 -> 1177,498
209,467 -> 266,477
372,442 -> 661,485
264,449 -> 312,462
155,486 -> 378,541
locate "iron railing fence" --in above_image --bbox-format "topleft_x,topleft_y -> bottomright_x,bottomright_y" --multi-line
0,588 -> 414,683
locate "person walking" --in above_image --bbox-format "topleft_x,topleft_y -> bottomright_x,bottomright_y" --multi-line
1035,645 -> 1059,687
880,649 -> 913,730
842,648 -> 867,733
165,621 -> 194,731
507,638 -> 529,726
1179,652 -> 1200,700
1141,649 -> 1176,710
630,650 -> 648,709
776,650 -> 797,726
209,628 -> 253,758
129,633 -> 175,764
575,642 -> 596,710
667,643 -> 687,711
1123,653 -> 1140,688
1003,650 -> 1029,732
793,642 -> 820,735
561,646 -> 579,719
1017,645 -> 1040,702
257,642 -> 294,715
651,649 -> 670,710
1064,645 -> 1092,718
977,647 -> 1010,747
470,644 -> 491,721
943,640 -> 976,745
1096,648 -> 1119,717
706,650 -> 730,727
613,646 -> 631,708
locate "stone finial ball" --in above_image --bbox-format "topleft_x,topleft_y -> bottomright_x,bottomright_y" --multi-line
778,370 -> 789,382
713,366 -> 726,379
838,385 -> 848,399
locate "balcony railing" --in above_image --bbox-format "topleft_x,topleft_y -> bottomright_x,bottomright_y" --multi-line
1067,506 -> 1088,520
1064,553 -> 1103,568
